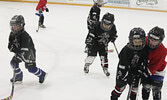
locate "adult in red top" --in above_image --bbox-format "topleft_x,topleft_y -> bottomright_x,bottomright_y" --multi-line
35,0 -> 49,28
142,26 -> 167,100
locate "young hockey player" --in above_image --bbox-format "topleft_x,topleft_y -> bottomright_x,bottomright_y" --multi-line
110,27 -> 149,100
8,15 -> 47,83
142,26 -> 167,100
35,0 -> 49,28
84,12 -> 117,76
85,0 -> 103,53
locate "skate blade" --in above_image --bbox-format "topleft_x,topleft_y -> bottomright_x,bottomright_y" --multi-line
12,81 -> 23,84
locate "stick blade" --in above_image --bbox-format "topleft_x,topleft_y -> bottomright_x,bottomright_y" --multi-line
1,95 -> 13,100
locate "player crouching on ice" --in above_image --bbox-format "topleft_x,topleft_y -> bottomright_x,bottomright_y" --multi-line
110,28 -> 149,100
8,15 -> 47,83
84,12 -> 118,76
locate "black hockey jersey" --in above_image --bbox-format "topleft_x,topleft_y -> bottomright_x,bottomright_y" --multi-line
8,29 -> 36,62
8,30 -> 35,54
85,22 -> 117,47
118,44 -> 148,76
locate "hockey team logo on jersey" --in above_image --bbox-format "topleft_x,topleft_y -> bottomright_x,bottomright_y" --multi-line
98,32 -> 110,45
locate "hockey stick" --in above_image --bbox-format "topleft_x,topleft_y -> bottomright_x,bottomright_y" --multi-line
112,42 -> 119,55
126,53 -> 140,100
126,83 -> 133,100
135,78 -> 141,100
1,67 -> 16,100
126,76 -> 141,100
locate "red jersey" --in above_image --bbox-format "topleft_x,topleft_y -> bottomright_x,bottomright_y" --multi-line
148,43 -> 167,75
36,0 -> 47,11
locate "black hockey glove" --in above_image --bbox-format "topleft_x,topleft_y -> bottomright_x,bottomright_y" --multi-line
8,43 -> 20,53
111,35 -> 118,43
137,65 -> 150,78
45,8 -> 49,12
38,8 -> 42,14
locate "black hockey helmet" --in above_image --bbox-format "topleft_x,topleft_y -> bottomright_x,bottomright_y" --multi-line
94,0 -> 103,7
10,15 -> 25,34
128,27 -> 146,50
147,26 -> 165,49
100,12 -> 114,31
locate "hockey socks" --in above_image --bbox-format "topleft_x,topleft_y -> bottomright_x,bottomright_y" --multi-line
10,61 -> 23,83
28,67 -> 46,83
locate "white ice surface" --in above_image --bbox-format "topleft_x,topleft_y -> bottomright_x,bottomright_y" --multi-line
0,1 -> 167,100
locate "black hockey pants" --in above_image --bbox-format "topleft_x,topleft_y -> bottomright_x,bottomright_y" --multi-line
39,16 -> 44,25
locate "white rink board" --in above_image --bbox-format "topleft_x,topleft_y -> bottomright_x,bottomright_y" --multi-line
22,0 -> 167,11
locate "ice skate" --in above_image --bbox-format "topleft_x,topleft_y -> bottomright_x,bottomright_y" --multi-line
39,24 -> 46,28
103,67 -> 110,76
10,72 -> 23,83
84,64 -> 89,73
84,46 -> 88,53
39,72 -> 47,84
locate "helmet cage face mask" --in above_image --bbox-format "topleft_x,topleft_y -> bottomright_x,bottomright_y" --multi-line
10,15 -> 25,34
10,22 -> 23,33
100,22 -> 113,31
129,36 -> 145,51
128,27 -> 146,51
148,34 -> 161,49
100,13 -> 114,31
147,26 -> 165,49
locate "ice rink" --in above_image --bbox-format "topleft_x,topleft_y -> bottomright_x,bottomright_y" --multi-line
0,1 -> 167,100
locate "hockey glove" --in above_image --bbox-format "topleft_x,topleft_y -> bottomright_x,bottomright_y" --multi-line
45,8 -> 49,12
137,66 -> 150,78
8,43 -> 20,53
111,35 -> 118,43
